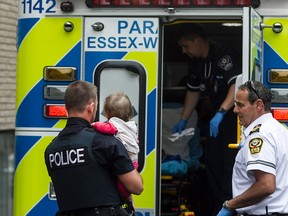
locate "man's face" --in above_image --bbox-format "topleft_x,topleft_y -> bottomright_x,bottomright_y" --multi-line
233,89 -> 258,128
178,37 -> 201,58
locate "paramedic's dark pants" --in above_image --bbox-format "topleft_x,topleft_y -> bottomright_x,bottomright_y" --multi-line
204,110 -> 238,216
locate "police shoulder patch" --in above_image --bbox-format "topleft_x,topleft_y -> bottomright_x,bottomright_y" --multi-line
249,124 -> 262,135
249,138 -> 263,154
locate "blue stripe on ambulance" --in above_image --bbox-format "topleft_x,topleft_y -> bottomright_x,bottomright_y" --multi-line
15,136 -> 40,168
17,18 -> 39,49
84,51 -> 127,82
26,195 -> 58,216
263,42 -> 287,76
263,41 -> 288,108
147,89 -> 156,155
16,42 -> 81,128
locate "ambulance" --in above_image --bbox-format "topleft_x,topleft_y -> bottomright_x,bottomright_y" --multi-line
15,0 -> 288,215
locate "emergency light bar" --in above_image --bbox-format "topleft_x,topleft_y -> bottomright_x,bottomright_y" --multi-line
43,67 -> 77,81
44,85 -> 67,100
44,104 -> 67,118
272,108 -> 288,122
86,0 -> 252,6
268,69 -> 288,84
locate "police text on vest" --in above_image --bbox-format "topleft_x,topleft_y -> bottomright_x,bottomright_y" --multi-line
48,147 -> 88,169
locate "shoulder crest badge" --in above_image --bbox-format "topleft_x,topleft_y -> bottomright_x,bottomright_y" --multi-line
249,124 -> 262,135
218,55 -> 233,71
249,138 -> 263,154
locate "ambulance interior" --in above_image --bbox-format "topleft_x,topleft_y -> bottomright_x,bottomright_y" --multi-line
161,20 -> 242,215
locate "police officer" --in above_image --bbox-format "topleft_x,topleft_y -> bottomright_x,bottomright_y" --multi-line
217,81 -> 288,216
44,81 -> 143,216
172,23 -> 241,216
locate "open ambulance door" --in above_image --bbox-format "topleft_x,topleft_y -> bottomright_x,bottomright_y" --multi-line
241,7 -> 263,84
233,7 -> 264,152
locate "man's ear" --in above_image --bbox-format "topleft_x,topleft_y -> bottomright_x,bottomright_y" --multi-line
87,102 -> 95,113
256,99 -> 264,109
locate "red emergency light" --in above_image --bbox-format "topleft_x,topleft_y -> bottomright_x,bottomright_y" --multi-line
111,0 -> 130,5
131,0 -> 150,5
214,0 -> 230,5
233,0 -> 251,5
44,104 -> 68,118
173,0 -> 190,5
86,0 -> 253,6
272,108 -> 288,122
151,0 -> 170,5
192,0 -> 210,5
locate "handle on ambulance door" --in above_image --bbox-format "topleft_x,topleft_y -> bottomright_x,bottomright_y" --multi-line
260,22 -> 283,33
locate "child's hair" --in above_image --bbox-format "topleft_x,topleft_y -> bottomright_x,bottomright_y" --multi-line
104,92 -> 132,122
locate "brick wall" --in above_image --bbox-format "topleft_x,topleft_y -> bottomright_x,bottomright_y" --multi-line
0,1 -> 17,130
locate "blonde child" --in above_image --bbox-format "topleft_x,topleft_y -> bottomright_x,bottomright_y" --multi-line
92,92 -> 139,215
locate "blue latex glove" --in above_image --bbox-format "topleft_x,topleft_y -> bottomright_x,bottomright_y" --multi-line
210,111 -> 225,137
172,119 -> 188,134
161,160 -> 188,175
217,207 -> 233,216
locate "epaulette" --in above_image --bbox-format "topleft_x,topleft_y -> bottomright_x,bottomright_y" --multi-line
249,124 -> 262,135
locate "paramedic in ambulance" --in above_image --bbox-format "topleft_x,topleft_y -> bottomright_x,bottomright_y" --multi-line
44,80 -> 143,216
173,23 -> 241,216
217,81 -> 288,216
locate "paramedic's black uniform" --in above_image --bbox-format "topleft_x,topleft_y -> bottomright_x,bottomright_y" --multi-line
45,117 -> 134,216
187,41 -> 241,216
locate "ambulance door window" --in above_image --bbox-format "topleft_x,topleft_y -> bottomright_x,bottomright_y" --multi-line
94,61 -> 146,172
242,7 -> 263,82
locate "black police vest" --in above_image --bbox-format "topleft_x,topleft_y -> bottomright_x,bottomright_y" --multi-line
45,128 -> 123,212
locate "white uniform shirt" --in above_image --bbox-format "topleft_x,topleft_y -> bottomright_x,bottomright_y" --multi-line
233,113 -> 288,214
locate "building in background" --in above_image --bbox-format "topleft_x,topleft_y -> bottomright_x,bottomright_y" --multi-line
0,1 -> 17,216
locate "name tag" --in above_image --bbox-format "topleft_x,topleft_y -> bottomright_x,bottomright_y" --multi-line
48,147 -> 88,169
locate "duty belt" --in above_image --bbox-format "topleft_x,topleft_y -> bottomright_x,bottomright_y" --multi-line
58,206 -> 131,216
93,206 -> 129,216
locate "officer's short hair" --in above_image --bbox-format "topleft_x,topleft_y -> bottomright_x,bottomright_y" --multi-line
65,81 -> 98,113
174,23 -> 208,42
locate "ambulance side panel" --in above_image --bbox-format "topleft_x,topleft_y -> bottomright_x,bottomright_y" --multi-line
15,2 -> 84,215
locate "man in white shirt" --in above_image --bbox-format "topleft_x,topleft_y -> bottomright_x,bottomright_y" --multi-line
217,81 -> 288,216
